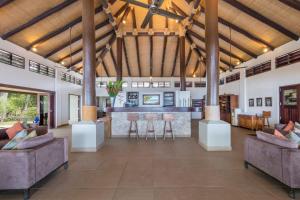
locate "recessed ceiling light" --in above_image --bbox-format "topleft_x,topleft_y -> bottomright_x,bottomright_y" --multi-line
122,20 -> 126,24
193,74 -> 196,78
236,61 -> 241,65
263,47 -> 269,53
61,61 -> 65,65
175,19 -> 179,23
31,47 -> 37,52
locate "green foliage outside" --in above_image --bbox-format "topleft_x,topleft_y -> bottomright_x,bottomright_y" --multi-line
106,80 -> 124,97
0,92 -> 38,125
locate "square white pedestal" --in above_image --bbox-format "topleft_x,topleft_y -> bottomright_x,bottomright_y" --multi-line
72,121 -> 104,152
199,120 -> 232,151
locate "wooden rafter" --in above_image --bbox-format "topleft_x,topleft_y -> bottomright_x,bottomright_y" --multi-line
160,14 -> 168,77
223,0 -> 299,40
149,14 -> 153,77
109,48 -> 118,76
191,21 -> 257,58
117,6 -> 131,27
1,0 -> 77,40
123,38 -> 131,77
279,0 -> 300,11
58,29 -> 114,63
114,2 -> 129,17
171,37 -> 180,76
187,29 -> 245,62
132,8 -> 142,77
45,19 -> 110,58
0,0 -> 14,8
192,59 -> 200,76
185,48 -> 192,69
26,5 -> 104,50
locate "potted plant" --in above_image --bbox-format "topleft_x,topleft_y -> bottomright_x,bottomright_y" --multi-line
106,80 -> 124,107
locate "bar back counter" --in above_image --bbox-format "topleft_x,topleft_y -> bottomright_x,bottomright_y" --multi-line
107,107 -> 192,138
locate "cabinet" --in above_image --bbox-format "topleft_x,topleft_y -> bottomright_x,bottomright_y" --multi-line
219,95 -> 238,123
238,114 -> 263,131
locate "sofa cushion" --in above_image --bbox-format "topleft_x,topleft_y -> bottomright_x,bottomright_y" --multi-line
284,121 -> 294,132
274,129 -> 288,140
295,122 -> 300,129
2,130 -> 28,150
16,132 -> 54,149
6,122 -> 24,139
256,131 -> 298,149
287,131 -> 300,145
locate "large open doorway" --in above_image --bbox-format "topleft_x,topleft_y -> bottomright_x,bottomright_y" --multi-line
69,94 -> 81,124
280,84 -> 300,124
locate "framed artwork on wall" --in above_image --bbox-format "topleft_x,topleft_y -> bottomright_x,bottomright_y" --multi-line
265,97 -> 272,107
256,98 -> 263,107
249,99 -> 254,107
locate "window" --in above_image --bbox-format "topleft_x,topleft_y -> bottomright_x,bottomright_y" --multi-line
174,82 -> 180,88
0,49 -> 25,69
143,82 -> 150,88
276,49 -> 300,68
138,82 -> 144,88
29,60 -> 55,77
158,82 -> 165,88
164,82 -> 171,88
246,61 -> 271,77
122,82 -> 128,88
96,81 -> 107,88
0,91 -> 37,128
194,81 -> 206,87
186,82 -> 193,87
152,82 -> 159,88
226,72 -> 240,83
131,82 -> 138,88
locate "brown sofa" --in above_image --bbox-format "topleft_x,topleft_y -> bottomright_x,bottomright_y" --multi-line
245,135 -> 300,199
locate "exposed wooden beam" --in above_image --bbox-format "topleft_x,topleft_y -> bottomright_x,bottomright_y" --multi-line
192,59 -> 200,76
185,48 -> 192,69
45,19 -> 110,58
279,0 -> 300,11
101,0 -> 118,31
117,6 -> 131,27
101,59 -> 110,77
123,38 -> 131,77
187,29 -> 246,62
114,2 -> 129,17
1,0 -> 77,40
180,35 -> 186,91
171,37 -> 180,77
172,2 -> 188,18
0,0 -> 14,8
132,8 -> 141,77
191,21 -> 257,58
223,0 -> 299,40
124,31 -> 177,36
149,17 -> 153,77
160,15 -> 168,77
110,48 -> 118,76
26,5 -> 104,50
58,29 -> 114,63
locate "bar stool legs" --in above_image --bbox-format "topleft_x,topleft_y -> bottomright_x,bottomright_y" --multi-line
128,121 -> 139,139
146,120 -> 157,140
163,120 -> 175,140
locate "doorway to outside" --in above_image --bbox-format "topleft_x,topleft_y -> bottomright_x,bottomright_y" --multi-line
280,84 -> 300,124
69,94 -> 81,124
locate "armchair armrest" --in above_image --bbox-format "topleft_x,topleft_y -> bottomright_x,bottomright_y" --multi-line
282,148 -> 300,188
0,150 -> 36,190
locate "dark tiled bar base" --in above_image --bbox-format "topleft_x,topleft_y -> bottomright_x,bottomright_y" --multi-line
0,121 -> 293,200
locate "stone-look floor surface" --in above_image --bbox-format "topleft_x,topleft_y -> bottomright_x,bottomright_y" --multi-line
0,120 -> 296,200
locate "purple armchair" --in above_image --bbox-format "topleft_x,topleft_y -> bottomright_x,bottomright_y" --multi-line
245,135 -> 300,199
0,137 -> 68,200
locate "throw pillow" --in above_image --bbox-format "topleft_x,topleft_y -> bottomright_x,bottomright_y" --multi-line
287,131 -> 300,145
274,129 -> 288,140
16,132 -> 54,149
6,122 -> 24,139
2,130 -> 28,150
284,121 -> 294,132
295,122 -> 300,129
257,131 -> 298,149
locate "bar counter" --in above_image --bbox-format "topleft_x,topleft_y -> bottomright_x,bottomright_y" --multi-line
107,107 -> 192,137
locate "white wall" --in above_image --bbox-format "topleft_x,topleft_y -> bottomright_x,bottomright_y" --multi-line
95,77 -> 207,100
220,40 -> 300,125
0,39 -> 82,127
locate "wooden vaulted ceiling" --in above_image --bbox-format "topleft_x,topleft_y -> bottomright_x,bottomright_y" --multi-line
0,0 -> 299,77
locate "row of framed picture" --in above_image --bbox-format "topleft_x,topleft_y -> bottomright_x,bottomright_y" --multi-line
249,97 -> 272,107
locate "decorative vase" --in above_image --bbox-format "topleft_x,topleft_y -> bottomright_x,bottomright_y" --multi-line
110,97 -> 116,107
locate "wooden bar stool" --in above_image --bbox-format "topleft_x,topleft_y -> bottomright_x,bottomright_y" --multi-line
144,113 -> 159,140
262,111 -> 271,127
127,113 -> 139,139
163,113 -> 175,140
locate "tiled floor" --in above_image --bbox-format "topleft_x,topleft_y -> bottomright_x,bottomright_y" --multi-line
0,121 -> 295,200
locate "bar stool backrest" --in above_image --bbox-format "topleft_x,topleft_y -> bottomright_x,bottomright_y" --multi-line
127,113 -> 139,121
144,113 -> 160,121
163,113 -> 175,121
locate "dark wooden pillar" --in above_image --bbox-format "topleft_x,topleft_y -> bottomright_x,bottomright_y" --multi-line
116,36 -> 122,81
82,0 -> 96,121
179,35 -> 186,91
205,0 -> 220,120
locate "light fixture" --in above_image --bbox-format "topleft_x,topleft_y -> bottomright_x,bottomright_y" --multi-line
263,47 -> 269,53
236,60 -> 241,65
31,47 -> 37,52
175,19 -> 179,23
122,20 -> 126,24
193,74 -> 196,78
61,61 -> 65,65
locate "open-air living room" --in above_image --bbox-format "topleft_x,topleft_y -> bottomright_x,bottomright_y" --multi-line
1,0 -> 300,200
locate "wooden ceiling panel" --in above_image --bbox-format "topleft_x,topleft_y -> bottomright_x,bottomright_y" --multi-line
163,36 -> 177,77
152,36 -> 164,77
0,0 -> 63,35
124,37 -> 139,77
138,36 -> 150,77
